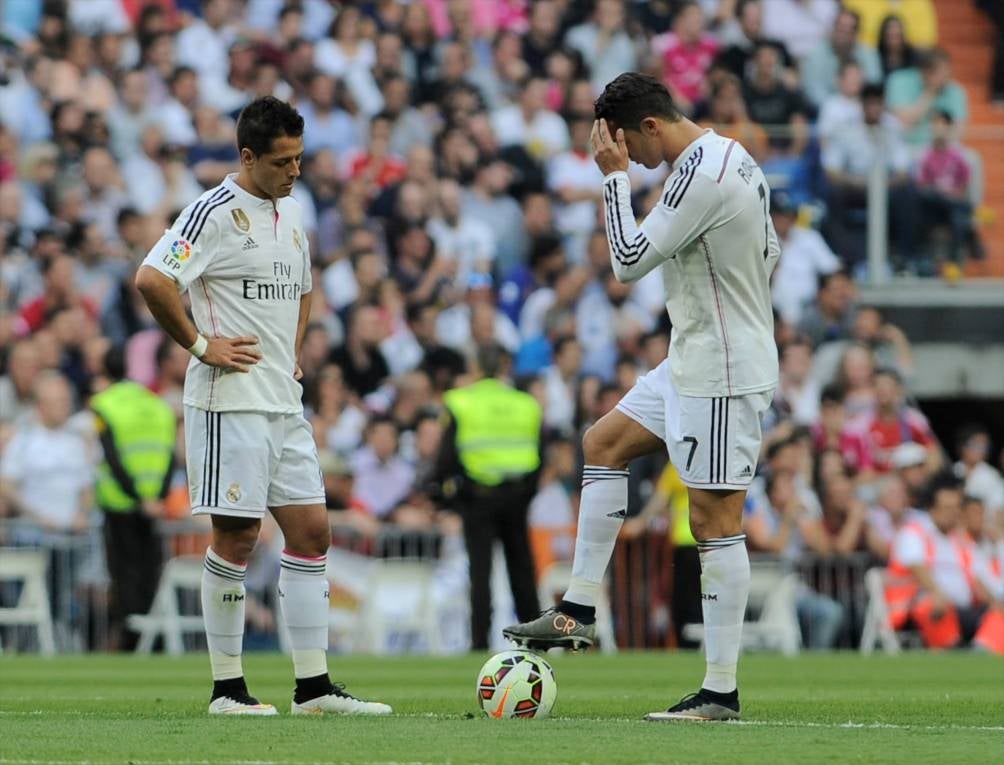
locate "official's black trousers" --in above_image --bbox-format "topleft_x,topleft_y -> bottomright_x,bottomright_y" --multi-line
102,510 -> 164,651
458,482 -> 540,650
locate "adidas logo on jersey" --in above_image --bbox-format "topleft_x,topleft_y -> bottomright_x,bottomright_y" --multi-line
737,465 -> 753,478
242,236 -> 259,251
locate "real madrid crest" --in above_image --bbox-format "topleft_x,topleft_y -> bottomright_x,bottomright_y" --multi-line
231,208 -> 251,232
226,482 -> 242,503
292,228 -> 303,253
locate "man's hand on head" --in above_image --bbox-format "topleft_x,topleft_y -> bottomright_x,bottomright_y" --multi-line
591,118 -> 630,176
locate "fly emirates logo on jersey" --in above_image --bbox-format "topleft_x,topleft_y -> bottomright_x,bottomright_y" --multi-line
242,261 -> 302,301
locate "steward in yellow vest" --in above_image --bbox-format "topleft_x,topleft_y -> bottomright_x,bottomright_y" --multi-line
90,347 -> 176,650
434,344 -> 542,650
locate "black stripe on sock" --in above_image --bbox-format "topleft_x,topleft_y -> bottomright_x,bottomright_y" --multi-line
205,558 -> 245,581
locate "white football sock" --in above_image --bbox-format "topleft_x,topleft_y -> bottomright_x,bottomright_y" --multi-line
202,547 -> 247,681
697,535 -> 750,694
564,466 -> 629,607
278,550 -> 330,679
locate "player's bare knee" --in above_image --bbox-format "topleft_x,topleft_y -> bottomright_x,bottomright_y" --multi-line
285,516 -> 330,558
687,490 -> 743,541
211,516 -> 260,563
582,422 -> 626,468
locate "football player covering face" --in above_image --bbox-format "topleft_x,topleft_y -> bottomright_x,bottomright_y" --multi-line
238,133 -> 304,200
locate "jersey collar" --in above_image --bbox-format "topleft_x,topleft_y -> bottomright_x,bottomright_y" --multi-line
223,173 -> 276,208
671,128 -> 715,172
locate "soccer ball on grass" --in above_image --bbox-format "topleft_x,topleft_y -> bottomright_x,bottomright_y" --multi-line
476,650 -> 557,719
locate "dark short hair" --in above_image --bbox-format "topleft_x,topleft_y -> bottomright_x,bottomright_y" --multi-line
236,96 -> 304,156
820,383 -> 846,406
923,472 -> 962,508
594,73 -> 683,131
103,345 -> 127,381
477,343 -> 509,378
861,83 -> 885,101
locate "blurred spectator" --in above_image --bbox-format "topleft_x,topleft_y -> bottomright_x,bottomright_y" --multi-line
566,0 -> 637,95
427,178 -> 496,293
350,416 -> 415,521
761,0 -> 838,60
816,61 -> 866,147
652,1 -> 719,115
822,84 -> 916,268
811,385 -> 873,480
875,15 -> 918,81
330,305 -> 390,397
850,307 -> 913,379
770,193 -> 841,325
521,0 -> 561,77
770,337 -> 821,426
886,48 -> 968,149
802,7 -> 881,109
886,475 -> 1004,653
308,364 -> 367,458
16,253 -> 99,337
796,270 -> 855,349
865,473 -> 920,562
315,5 -> 382,117
298,72 -> 363,158
953,425 -> 1004,525
745,468 -> 845,649
916,111 -> 982,264
0,339 -> 41,428
576,268 -> 654,381
491,75 -> 569,160
716,0 -> 795,87
859,369 -> 940,475
541,335 -> 582,433
842,1 -> 937,51
818,472 -> 868,554
699,73 -> 769,162
546,116 -> 603,263
0,372 -> 93,535
742,43 -> 809,157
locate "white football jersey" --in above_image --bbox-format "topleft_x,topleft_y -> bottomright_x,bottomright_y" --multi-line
142,174 -> 312,413
603,129 -> 780,398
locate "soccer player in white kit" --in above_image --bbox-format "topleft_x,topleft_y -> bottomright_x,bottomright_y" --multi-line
136,97 -> 390,717
504,74 -> 780,721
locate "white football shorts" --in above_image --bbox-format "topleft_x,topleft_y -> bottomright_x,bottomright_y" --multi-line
184,406 -> 325,517
616,358 -> 773,490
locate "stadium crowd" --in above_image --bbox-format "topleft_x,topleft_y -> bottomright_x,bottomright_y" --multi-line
0,0 -> 1002,652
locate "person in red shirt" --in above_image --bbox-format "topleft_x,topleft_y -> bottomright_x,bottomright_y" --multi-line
916,110 -> 982,263
16,253 -> 99,337
810,383 -> 874,479
347,113 -> 407,197
858,369 -> 940,474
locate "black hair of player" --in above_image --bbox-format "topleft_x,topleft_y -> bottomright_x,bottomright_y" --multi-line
236,96 -> 304,157
593,73 -> 683,131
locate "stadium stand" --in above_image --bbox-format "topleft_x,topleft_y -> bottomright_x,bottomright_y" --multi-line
0,0 -> 1001,655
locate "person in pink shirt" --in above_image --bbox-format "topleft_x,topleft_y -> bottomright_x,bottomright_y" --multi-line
917,110 -> 983,262
655,2 -> 720,114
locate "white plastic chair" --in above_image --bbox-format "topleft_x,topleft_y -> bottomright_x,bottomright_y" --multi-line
684,562 -> 801,656
356,559 -> 441,654
536,561 -> 617,653
859,567 -> 903,655
127,555 -> 206,655
0,548 -> 56,655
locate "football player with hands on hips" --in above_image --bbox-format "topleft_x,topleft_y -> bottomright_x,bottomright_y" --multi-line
136,97 -> 390,717
505,73 -> 781,722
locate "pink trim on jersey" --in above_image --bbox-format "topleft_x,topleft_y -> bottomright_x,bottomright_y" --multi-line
716,140 -> 736,183
700,236 -> 733,395
282,549 -> 326,562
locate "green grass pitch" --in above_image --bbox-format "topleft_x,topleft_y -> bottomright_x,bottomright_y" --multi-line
0,652 -> 1001,765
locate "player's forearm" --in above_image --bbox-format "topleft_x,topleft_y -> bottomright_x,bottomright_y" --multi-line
135,265 -> 200,349
295,292 -> 311,358
602,172 -> 661,283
